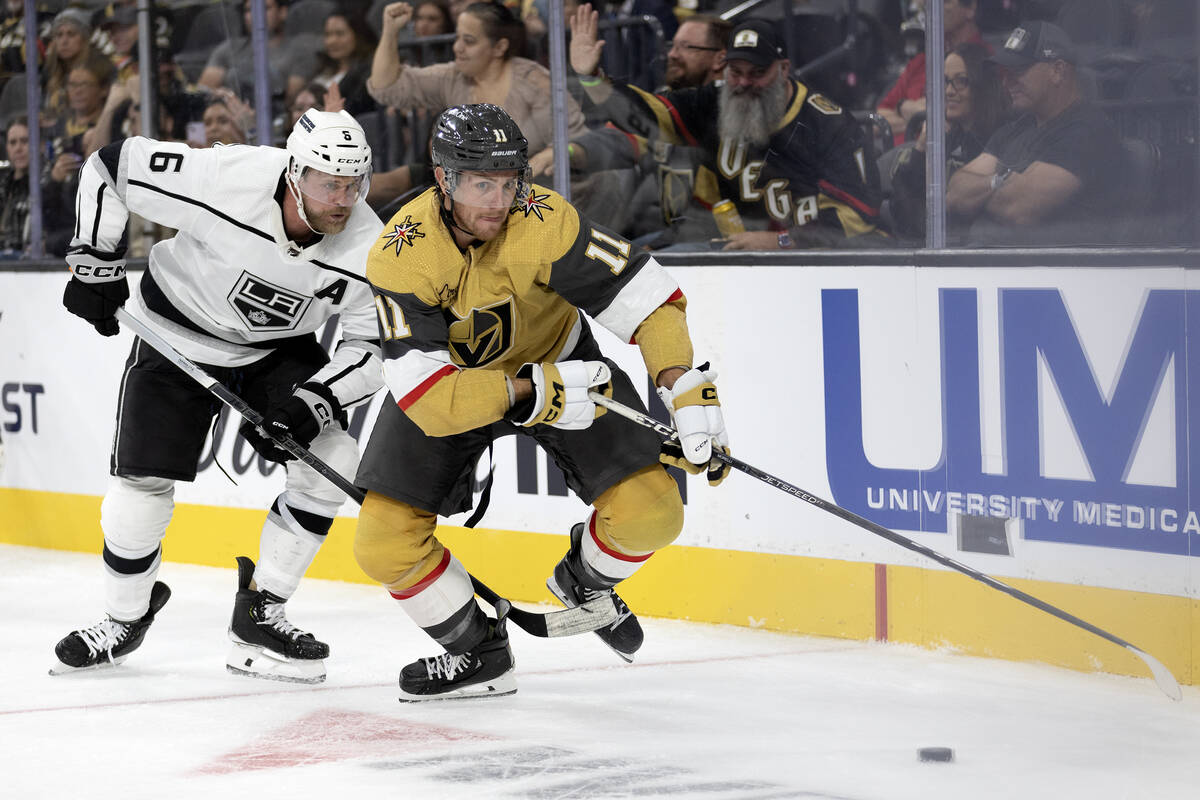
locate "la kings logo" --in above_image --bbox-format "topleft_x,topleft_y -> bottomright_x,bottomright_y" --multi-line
228,271 -> 312,331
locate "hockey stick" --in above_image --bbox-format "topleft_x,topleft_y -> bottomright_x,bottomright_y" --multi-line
110,308 -> 618,638
589,391 -> 1184,701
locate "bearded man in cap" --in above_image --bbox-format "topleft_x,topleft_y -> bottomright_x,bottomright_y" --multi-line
566,3 -> 883,250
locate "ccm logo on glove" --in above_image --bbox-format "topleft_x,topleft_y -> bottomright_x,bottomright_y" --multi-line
71,263 -> 126,280
509,360 -> 611,430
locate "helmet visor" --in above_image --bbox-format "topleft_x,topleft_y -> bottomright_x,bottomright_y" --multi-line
297,169 -> 369,207
447,169 -> 526,209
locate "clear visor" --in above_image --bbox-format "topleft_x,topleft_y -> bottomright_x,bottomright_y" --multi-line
448,170 -> 526,209
297,169 -> 369,207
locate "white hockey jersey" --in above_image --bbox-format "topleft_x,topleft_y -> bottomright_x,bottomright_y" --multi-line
71,137 -> 385,410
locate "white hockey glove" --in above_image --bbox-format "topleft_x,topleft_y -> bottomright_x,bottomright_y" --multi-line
240,382 -> 344,463
509,360 -> 612,430
657,364 -> 731,486
63,246 -> 129,337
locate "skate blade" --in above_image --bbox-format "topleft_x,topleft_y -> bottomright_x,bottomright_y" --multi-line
398,671 -> 518,703
226,641 -> 326,684
546,577 -> 636,664
48,655 -> 127,676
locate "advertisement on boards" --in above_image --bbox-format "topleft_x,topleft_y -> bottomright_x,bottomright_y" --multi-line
2,265 -> 1195,598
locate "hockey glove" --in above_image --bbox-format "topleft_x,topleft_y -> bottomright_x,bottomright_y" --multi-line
62,247 -> 129,336
240,382 -> 343,463
657,364 -> 731,486
508,360 -> 612,430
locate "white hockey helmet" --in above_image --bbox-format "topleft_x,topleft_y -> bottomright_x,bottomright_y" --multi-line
286,109 -> 372,209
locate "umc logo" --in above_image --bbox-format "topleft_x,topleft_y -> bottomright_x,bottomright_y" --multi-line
822,288 -> 1199,557
228,271 -> 312,331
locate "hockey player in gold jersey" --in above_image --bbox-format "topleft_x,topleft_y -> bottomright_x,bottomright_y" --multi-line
355,103 -> 731,700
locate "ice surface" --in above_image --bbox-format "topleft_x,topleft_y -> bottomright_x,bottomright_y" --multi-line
3,544 -> 1195,799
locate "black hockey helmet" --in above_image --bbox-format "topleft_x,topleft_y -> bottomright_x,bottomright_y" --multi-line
431,103 -> 529,197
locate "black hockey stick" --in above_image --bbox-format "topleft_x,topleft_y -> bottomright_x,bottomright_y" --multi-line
590,391 -> 1183,701
110,308 -> 617,638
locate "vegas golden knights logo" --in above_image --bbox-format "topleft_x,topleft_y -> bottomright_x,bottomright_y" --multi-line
447,297 -> 514,367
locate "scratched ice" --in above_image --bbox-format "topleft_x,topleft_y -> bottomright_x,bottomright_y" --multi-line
3,544 -> 1197,799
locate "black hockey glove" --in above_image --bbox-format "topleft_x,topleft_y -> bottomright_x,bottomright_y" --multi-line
62,247 -> 129,337
239,382 -> 343,463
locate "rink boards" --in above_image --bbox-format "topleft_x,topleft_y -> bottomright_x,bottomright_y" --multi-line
3,260 -> 1198,685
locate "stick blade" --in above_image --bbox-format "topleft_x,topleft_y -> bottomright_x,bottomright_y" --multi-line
537,595 -> 620,638
1128,645 -> 1182,701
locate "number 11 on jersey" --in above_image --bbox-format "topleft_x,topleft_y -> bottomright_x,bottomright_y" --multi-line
375,295 -> 412,340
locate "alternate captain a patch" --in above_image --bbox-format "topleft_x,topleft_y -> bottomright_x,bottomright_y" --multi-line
381,215 -> 426,255
513,190 -> 553,221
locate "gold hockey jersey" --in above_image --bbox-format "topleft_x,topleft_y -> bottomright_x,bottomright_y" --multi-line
366,184 -> 686,436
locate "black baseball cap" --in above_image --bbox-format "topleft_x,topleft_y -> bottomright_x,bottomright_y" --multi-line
726,19 -> 786,67
989,21 -> 1076,68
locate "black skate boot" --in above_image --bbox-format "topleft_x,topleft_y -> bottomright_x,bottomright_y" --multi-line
227,556 -> 328,683
399,613 -> 517,702
50,581 -> 171,674
547,522 -> 643,663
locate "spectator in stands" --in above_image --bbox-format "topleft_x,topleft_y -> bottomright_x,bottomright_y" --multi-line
886,41 -> 1011,242
0,115 -> 29,255
289,81 -> 328,131
99,6 -> 140,85
661,14 -> 728,90
42,8 -> 98,120
368,1 -> 585,157
198,0 -> 316,113
568,6 -> 883,250
389,0 -> 456,66
593,0 -> 677,90
413,0 -> 456,36
42,58 -> 114,256
947,21 -> 1126,245
1,0 -> 45,84
876,0 -> 987,145
47,58 -> 114,165
202,91 -> 252,146
312,9 -> 380,117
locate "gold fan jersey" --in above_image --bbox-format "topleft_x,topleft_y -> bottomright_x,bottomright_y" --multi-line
366,185 -> 687,437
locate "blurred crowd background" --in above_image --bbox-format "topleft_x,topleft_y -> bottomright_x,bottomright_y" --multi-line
0,0 -> 1195,257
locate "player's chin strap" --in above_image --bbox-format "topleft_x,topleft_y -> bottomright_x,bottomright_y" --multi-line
107,307 -> 619,639
437,175 -> 487,244
589,390 -> 1184,703
286,171 -> 322,236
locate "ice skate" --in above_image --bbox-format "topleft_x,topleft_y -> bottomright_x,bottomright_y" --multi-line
547,523 -> 643,663
227,556 -> 328,684
398,615 -> 516,702
50,581 -> 171,675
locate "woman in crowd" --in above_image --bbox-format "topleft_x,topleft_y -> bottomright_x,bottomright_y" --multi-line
394,0 -> 456,66
886,41 -> 1011,242
41,8 -> 100,120
42,57 -> 115,255
0,116 -> 30,255
367,0 -> 585,160
312,9 -> 380,117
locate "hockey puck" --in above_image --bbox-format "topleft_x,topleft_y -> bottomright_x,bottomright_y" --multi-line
918,747 -> 954,763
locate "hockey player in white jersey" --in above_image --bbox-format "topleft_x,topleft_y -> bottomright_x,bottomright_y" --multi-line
52,109 -> 385,683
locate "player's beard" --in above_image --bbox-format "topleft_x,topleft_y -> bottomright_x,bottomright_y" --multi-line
304,202 -> 352,235
718,75 -> 789,147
